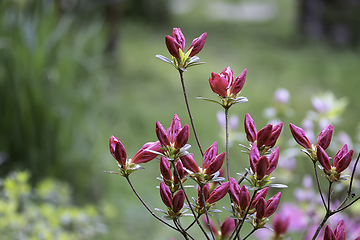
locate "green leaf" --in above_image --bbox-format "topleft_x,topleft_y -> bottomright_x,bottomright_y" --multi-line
197,97 -> 222,106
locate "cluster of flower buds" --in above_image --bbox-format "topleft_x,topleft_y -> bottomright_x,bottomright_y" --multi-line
109,136 -> 162,176
160,156 -> 186,192
158,28 -> 207,71
244,113 -> 283,154
194,182 -> 230,214
290,123 -> 354,182
156,114 -> 189,160
289,123 -> 333,161
202,216 -> 235,240
159,182 -> 185,219
180,142 -> 225,185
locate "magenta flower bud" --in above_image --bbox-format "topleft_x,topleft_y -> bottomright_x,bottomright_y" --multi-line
239,185 -> 250,210
333,219 -> 345,240
203,142 -> 219,169
267,146 -> 279,175
160,182 -> 173,209
188,32 -> 207,57
257,124 -> 273,147
265,122 -> 283,148
204,152 -> 225,176
172,190 -> 185,213
174,160 -> 186,184
198,184 -> 210,207
156,121 -> 170,147
180,153 -> 200,173
174,124 -> 189,149
333,144 -> 348,167
230,68 -> 247,96
317,146 -> 331,171
206,181 -> 230,204
131,141 -> 162,164
249,143 -> 260,173
251,187 -> 269,209
272,214 -> 290,236
244,113 -> 257,143
265,192 -> 281,217
165,35 -> 182,59
109,136 -> 127,166
220,218 -> 236,238
255,197 -> 266,219
229,177 -> 241,206
317,125 -> 333,150
168,114 -> 182,143
172,28 -> 186,52
289,123 -> 312,149
160,156 -> 172,181
209,73 -> 229,98
324,225 -> 336,240
256,156 -> 269,180
335,149 -> 353,174
202,216 -> 220,237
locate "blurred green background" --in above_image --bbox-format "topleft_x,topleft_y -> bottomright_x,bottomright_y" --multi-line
1,0 -> 360,239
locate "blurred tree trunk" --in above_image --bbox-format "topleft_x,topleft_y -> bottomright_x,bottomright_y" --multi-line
298,0 -> 360,46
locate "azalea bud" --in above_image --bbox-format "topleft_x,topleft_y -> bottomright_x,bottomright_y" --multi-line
230,68 -> 247,96
220,218 -> 235,238
324,225 -> 336,240
265,122 -> 283,148
251,187 -> 269,209
204,152 -> 225,176
229,177 -> 241,206
198,184 -> 210,207
256,156 -> 269,180
172,28 -> 185,52
249,144 -> 260,173
160,156 -> 172,181
172,190 -> 185,213
202,216 -> 220,237
203,142 -> 219,169
272,214 -> 290,236
316,146 -> 331,171
206,181 -> 230,204
209,73 -> 230,98
255,197 -> 266,219
165,35 -> 182,59
333,219 -> 345,240
131,141 -> 162,164
180,154 -> 200,173
239,185 -> 250,210
168,114 -> 182,143
257,124 -> 273,147
289,123 -> 312,149
188,32 -> 207,57
156,121 -> 170,147
160,182 -> 173,209
174,160 -> 186,184
267,147 -> 279,175
109,136 -> 127,166
333,144 -> 348,167
265,192 -> 281,217
335,149 -> 353,173
174,124 -> 189,149
317,125 -> 333,150
244,113 -> 257,143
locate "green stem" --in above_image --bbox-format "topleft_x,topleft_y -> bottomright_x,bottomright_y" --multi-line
243,228 -> 256,240
179,70 -> 203,156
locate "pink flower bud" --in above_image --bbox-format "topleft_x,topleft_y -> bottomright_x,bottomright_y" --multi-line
324,225 -> 336,240
220,218 -> 235,238
206,181 -> 230,204
156,121 -> 170,147
257,124 -> 273,147
174,160 -> 186,184
174,124 -> 189,149
188,32 -> 207,57
289,123 -> 312,149
165,35 -> 182,59
198,184 -> 210,207
333,144 -> 348,167
229,177 -> 241,206
131,141 -> 162,164
160,156 -> 172,181
335,149 -> 353,174
265,192 -> 281,217
317,146 -> 331,171
255,197 -> 266,219
172,190 -> 185,213
109,136 -> 127,166
180,154 -> 200,173
168,114 -> 182,144
209,73 -> 229,98
317,125 -> 333,150
333,219 -> 345,240
272,214 -> 290,236
265,122 -> 283,148
160,182 -> 173,208
203,142 -> 219,169
249,143 -> 260,173
251,187 -> 269,209
267,147 -> 279,175
230,68 -> 247,96
256,156 -> 269,180
204,152 -> 225,176
172,28 -> 185,52
239,185 -> 250,210
244,113 -> 257,143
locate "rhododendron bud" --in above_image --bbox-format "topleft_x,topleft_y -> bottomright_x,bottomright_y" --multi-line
188,32 -> 207,57
265,122 -> 283,148
109,136 -> 127,166
230,68 -> 247,96
244,113 -> 257,143
206,181 -> 230,204
203,142 -> 219,169
239,185 -> 250,210
289,123 -> 312,149
333,144 -> 348,167
334,145 -> 353,173
174,160 -> 186,184
160,182 -> 173,209
267,146 -> 279,175
220,218 -> 236,238
172,190 -> 185,213
265,192 -> 281,217
180,153 -> 200,173
174,124 -> 189,149
251,187 -> 269,209
131,141 -> 162,164
172,28 -> 186,52
257,124 -> 273,147
156,121 -> 170,147
209,67 -> 233,98
273,214 -> 290,236
229,177 -> 241,206
256,156 -> 269,180
204,152 -> 225,176
317,125 -> 333,150
249,143 -> 260,173
256,197 -> 266,219
323,219 -> 345,240
198,184 -> 210,207
165,28 -> 185,59
160,156 -> 172,181
317,146 -> 331,171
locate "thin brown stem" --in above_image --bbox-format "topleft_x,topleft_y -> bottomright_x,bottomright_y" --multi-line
125,176 -> 177,231
201,186 -> 216,240
225,107 -> 230,181
243,228 -> 256,240
313,162 -> 328,211
179,70 -> 203,156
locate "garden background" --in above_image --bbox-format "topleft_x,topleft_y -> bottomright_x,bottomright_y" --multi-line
1,0 -> 360,239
